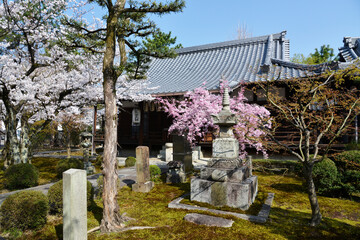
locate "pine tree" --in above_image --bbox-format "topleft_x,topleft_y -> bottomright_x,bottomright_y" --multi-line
65,0 -> 185,232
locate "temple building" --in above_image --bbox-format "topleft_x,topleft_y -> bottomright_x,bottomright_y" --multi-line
112,31 -> 360,151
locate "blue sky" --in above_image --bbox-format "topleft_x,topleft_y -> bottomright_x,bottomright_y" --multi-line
150,0 -> 360,57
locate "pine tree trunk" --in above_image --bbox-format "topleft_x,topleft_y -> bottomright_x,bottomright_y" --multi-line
303,162 -> 322,226
100,8 -> 125,232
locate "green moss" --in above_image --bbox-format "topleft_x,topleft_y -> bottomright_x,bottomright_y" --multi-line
31,157 -> 60,184
7,172 -> 360,240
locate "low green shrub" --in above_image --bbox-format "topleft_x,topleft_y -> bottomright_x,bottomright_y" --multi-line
55,158 -> 83,178
150,165 -> 162,182
0,190 -> 48,231
48,179 -> 94,214
345,142 -> 360,150
333,150 -> 360,171
5,163 -> 39,190
125,156 -> 136,167
312,156 -> 340,196
331,151 -> 360,197
337,170 -> 360,197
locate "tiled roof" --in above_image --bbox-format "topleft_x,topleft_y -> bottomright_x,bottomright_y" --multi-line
339,37 -> 360,62
267,36 -> 360,80
147,31 -> 289,95
264,59 -> 339,80
146,33 -> 360,96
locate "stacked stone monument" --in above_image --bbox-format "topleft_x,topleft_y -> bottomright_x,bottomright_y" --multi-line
190,88 -> 258,210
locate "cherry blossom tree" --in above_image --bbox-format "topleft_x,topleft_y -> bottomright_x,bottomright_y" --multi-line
158,81 -> 271,158
0,0 -> 105,166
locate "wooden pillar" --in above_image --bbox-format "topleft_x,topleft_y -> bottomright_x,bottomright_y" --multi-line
139,103 -> 144,146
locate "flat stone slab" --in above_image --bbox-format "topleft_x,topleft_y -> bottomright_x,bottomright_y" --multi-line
184,213 -> 234,228
168,192 -> 275,223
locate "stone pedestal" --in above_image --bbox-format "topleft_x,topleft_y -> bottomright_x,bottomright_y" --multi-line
132,146 -> 154,193
191,174 -> 257,210
190,87 -> 258,210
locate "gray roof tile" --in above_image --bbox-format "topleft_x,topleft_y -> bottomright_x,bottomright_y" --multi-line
147,31 -> 289,95
146,34 -> 359,95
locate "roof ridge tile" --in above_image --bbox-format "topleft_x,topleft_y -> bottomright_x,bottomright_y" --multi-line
176,32 -> 286,54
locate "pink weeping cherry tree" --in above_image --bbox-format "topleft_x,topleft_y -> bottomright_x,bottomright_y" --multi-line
157,81 -> 272,158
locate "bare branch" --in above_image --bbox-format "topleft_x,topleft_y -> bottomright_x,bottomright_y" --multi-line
309,72 -> 334,93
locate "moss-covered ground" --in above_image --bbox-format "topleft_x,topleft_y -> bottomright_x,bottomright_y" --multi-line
10,171 -> 359,240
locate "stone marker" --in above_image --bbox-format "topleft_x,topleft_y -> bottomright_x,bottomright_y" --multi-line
132,146 -> 154,192
184,213 -> 234,228
63,169 -> 87,240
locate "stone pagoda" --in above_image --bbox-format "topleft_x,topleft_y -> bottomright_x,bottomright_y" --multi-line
190,88 -> 258,210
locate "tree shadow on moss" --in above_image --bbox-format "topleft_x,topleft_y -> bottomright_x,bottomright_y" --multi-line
54,223 -> 63,240
169,182 -> 190,195
264,207 -> 360,240
270,183 -> 306,193
90,201 -> 103,224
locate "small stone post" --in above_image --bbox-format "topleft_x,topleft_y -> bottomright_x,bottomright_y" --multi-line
246,155 -> 253,176
165,143 -> 173,162
63,169 -> 87,240
132,146 -> 154,192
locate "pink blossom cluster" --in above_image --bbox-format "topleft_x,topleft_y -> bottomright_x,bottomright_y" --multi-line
158,83 -> 271,158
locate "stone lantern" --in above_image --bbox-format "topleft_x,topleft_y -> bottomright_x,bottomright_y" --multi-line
190,87 -> 258,210
80,131 -> 94,174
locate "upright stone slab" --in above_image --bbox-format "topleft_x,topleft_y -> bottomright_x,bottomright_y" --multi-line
172,135 -> 193,173
132,146 -> 154,192
190,87 -> 258,210
63,169 -> 87,240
